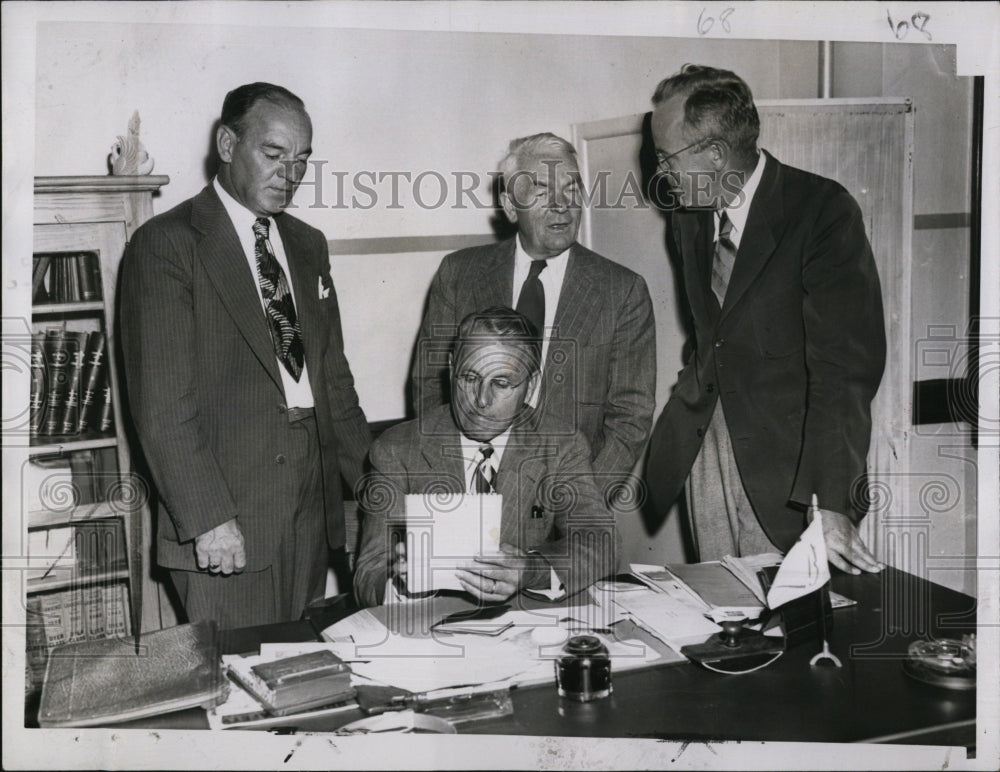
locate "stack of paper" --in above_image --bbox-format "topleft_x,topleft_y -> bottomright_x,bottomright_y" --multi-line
612,590 -> 721,652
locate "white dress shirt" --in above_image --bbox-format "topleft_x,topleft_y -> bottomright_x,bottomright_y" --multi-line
716,151 -> 767,250
214,178 -> 314,408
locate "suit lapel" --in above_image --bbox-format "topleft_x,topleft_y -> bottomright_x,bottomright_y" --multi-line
552,245 -> 602,352
676,210 -> 718,330
418,408 -> 466,491
474,239 -> 515,310
496,423 -> 546,544
192,186 -> 283,392
720,152 -> 783,320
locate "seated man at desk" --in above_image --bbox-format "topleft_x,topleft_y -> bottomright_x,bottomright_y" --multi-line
353,306 -> 618,607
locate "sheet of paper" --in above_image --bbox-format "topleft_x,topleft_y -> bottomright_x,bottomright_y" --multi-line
668,561 -> 766,617
613,589 -> 721,651
404,493 -> 503,593
629,563 -> 711,612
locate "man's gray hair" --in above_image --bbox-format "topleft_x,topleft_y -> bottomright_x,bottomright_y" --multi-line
499,133 -> 578,190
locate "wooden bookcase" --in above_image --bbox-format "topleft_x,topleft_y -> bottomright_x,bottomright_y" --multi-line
25,176 -> 174,696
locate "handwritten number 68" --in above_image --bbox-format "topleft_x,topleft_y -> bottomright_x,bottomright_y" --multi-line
698,7 -> 734,36
887,10 -> 932,41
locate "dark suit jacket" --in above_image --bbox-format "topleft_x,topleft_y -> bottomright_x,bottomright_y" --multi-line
120,184 -> 370,572
646,152 -> 886,551
353,405 -> 619,607
411,239 -> 656,485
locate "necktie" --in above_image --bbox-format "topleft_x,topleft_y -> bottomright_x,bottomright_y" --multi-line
516,259 -> 547,336
473,444 -> 496,494
711,211 -> 737,307
253,217 -> 305,381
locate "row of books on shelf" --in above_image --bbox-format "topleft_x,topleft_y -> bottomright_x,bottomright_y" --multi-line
32,253 -> 103,305
29,329 -> 114,438
25,583 -> 131,695
27,518 -> 127,581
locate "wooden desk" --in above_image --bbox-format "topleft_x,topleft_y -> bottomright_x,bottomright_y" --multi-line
122,567 -> 978,748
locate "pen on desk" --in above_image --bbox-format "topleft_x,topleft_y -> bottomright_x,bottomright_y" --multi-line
391,681 -> 510,707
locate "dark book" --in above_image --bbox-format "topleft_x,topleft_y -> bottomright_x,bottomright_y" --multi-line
38,620 -> 227,728
229,650 -> 354,717
32,256 -> 53,304
77,332 -> 107,433
66,255 -> 80,303
76,253 -> 102,302
41,330 -> 70,435
59,331 -> 89,435
29,333 -> 47,436
67,450 -> 96,505
99,384 -> 114,433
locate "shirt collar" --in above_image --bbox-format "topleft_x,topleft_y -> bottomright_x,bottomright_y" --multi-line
214,177 -> 266,236
514,235 -> 571,280
721,151 -> 767,238
461,426 -> 511,468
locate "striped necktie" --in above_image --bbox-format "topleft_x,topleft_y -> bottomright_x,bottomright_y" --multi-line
253,217 -> 305,381
473,443 -> 496,494
711,211 -> 737,307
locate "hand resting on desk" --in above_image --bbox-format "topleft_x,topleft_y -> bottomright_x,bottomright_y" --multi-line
816,508 -> 883,575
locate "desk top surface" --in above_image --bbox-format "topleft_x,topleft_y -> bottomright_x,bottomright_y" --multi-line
121,567 -> 979,746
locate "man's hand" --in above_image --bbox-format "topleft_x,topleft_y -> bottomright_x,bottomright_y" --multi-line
195,518 -> 246,575
455,543 -> 545,602
817,508 -> 883,575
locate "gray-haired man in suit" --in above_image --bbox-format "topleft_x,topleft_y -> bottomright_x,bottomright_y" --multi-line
121,83 -> 370,628
355,307 -> 617,608
412,134 -> 656,498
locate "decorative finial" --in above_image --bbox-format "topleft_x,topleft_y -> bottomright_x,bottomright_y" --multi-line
109,110 -> 155,175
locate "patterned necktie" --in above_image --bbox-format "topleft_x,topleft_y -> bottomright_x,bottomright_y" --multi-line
473,444 -> 496,494
711,211 -> 737,307
516,259 -> 547,336
253,217 -> 305,381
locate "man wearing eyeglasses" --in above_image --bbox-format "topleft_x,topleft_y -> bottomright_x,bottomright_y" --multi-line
354,307 -> 617,607
644,64 -> 886,575
411,134 -> 656,502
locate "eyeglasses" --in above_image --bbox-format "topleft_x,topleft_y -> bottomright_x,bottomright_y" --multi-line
455,371 -> 529,401
655,137 -> 716,173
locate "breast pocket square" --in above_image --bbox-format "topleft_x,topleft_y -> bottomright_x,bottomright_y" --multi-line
318,274 -> 332,299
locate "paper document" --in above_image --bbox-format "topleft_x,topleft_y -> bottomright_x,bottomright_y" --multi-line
613,590 -> 720,652
668,561 -> 766,618
629,564 -> 711,612
404,493 -> 503,593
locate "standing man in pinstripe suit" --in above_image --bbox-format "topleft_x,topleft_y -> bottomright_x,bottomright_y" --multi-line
412,134 -> 656,498
121,83 -> 370,628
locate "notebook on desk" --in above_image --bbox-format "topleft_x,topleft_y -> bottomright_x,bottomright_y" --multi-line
38,621 -> 227,728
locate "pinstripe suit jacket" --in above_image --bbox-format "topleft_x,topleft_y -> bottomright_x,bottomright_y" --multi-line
353,404 -> 618,607
120,184 -> 370,572
411,239 -> 656,488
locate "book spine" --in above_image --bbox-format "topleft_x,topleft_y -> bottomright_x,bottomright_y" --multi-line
32,255 -> 53,304
77,253 -> 102,302
67,450 -> 96,506
66,256 -> 80,303
83,585 -> 105,640
42,330 -> 70,436
77,332 -> 107,433
29,333 -> 47,437
60,332 -> 88,435
41,591 -> 67,649
99,384 -> 114,433
66,588 -> 87,644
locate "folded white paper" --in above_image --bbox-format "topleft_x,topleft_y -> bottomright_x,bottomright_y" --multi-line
404,493 -> 503,594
